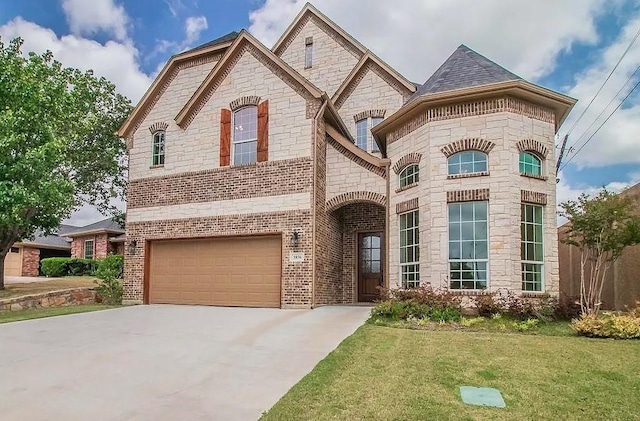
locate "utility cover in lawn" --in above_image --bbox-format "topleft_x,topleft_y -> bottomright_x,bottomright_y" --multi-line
459,386 -> 506,408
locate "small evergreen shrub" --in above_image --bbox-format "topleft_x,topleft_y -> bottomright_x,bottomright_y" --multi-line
66,258 -> 97,276
41,257 -> 68,277
371,286 -> 462,323
96,254 -> 123,280
95,255 -> 124,305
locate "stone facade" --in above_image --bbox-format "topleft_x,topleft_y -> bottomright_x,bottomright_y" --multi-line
21,247 -> 40,277
120,4 -> 571,307
0,287 -> 96,311
387,111 -> 559,294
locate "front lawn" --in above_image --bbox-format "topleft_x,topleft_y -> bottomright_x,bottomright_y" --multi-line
0,276 -> 97,299
262,324 -> 640,421
0,304 -> 118,324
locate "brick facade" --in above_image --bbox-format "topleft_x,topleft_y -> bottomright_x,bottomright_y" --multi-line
70,234 -> 111,259
21,247 -> 40,277
120,4 -> 570,307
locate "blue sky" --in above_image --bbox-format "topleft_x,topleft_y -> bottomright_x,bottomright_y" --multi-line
1,0 -> 639,224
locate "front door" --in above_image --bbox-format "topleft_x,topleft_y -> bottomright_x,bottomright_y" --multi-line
358,232 -> 383,302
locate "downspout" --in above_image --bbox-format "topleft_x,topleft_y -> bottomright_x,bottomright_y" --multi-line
311,99 -> 328,309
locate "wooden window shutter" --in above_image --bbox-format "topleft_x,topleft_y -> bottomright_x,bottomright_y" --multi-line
257,100 -> 269,162
220,108 -> 231,166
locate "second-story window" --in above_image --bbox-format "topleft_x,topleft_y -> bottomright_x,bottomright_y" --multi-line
305,37 -> 313,68
233,106 -> 258,165
355,116 -> 384,153
399,164 -> 419,189
152,131 -> 165,166
356,119 -> 368,150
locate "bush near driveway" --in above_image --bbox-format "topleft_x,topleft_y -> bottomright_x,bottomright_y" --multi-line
94,254 -> 123,305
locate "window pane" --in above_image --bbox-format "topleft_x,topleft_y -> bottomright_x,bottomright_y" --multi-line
400,210 -> 420,287
448,201 -> 489,289
356,119 -> 367,150
233,107 -> 258,142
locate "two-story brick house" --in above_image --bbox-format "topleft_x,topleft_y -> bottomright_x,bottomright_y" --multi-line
118,3 -> 575,308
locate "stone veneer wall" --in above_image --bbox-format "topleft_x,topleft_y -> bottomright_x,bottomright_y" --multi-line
125,210 -> 313,308
21,247 -> 40,276
0,287 -> 96,311
277,15 -> 361,97
340,203 -> 386,302
387,107 -> 558,295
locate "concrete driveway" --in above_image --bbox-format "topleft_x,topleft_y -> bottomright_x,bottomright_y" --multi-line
0,305 -> 370,421
5,276 -> 57,284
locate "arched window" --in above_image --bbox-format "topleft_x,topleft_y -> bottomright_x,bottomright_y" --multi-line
152,131 -> 165,166
447,151 -> 487,175
233,106 -> 258,165
519,152 -> 542,176
399,164 -> 419,188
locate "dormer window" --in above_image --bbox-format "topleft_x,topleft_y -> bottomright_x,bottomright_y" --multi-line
305,37 -> 313,68
152,131 -> 165,166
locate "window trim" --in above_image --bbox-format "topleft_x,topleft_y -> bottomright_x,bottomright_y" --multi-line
519,151 -> 543,177
232,105 -> 258,166
447,150 -> 488,176
448,201 -> 489,291
84,239 -> 95,260
399,164 -> 419,189
521,203 -> 544,292
399,210 -> 420,289
151,131 -> 165,166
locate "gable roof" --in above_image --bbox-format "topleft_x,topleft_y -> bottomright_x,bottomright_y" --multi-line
408,44 -> 521,102
187,31 -> 240,53
272,2 -> 366,57
332,52 -> 417,108
117,33 -> 237,143
20,226 -> 74,250
64,218 -> 125,238
175,30 -> 324,128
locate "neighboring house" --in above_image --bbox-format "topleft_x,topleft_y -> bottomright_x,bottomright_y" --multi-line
118,3 -> 575,308
64,219 -> 126,260
3,218 -> 125,277
559,183 -> 640,310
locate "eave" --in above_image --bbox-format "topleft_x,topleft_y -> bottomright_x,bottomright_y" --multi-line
373,80 -> 577,145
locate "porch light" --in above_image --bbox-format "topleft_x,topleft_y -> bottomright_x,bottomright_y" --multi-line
290,230 -> 299,248
128,240 -> 138,255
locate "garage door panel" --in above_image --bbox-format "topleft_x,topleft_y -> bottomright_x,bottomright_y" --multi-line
149,236 -> 282,307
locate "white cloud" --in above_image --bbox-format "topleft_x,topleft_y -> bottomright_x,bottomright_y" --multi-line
558,17 -> 640,168
61,0 -> 129,41
0,17 -> 151,103
249,0 -> 607,82
149,15 -> 208,59
556,170 -> 640,224
185,16 -> 208,44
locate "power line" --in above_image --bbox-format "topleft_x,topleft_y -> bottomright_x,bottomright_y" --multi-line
567,63 -> 640,154
564,24 -> 640,138
560,76 -> 640,170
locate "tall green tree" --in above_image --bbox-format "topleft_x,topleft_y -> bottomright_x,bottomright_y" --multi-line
560,188 -> 640,315
0,37 -> 131,288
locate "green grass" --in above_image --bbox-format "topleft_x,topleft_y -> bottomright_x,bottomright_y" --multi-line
0,276 -> 97,299
0,304 -> 118,324
262,324 -> 640,421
